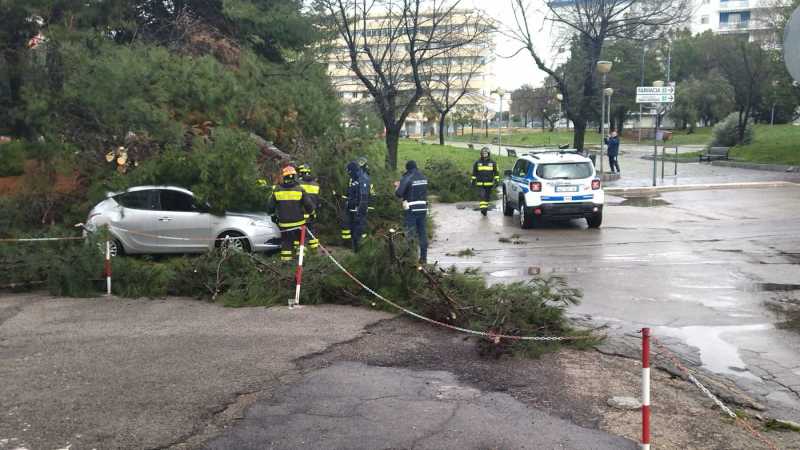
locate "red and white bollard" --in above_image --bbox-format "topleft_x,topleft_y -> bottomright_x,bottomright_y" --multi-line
291,225 -> 307,309
641,327 -> 651,450
104,240 -> 112,296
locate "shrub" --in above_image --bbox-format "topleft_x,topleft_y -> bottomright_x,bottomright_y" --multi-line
424,158 -> 496,203
112,257 -> 175,298
711,112 -> 754,147
0,141 -> 26,176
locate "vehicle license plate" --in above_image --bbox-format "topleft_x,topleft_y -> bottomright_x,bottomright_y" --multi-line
555,185 -> 578,192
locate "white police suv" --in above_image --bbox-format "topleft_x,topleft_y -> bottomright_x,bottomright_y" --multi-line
501,150 -> 604,229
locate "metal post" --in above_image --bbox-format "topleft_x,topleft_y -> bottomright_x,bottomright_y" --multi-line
641,328 -> 651,450
639,44 -> 646,144
675,146 -> 678,176
600,73 -> 606,175
652,107 -> 659,187
661,145 -> 665,180
771,103 -> 776,126
497,94 -> 503,156
291,225 -> 307,309
105,240 -> 112,296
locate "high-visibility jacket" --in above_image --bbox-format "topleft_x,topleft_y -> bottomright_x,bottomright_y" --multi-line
472,158 -> 499,187
395,168 -> 428,214
299,177 -> 320,219
266,181 -> 314,229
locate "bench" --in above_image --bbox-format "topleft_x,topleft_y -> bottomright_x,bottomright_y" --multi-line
506,148 -> 517,157
699,147 -> 730,162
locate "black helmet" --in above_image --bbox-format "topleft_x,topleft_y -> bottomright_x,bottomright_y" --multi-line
298,164 -> 312,176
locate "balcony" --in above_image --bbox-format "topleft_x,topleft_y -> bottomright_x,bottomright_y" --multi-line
719,0 -> 750,10
718,21 -> 751,31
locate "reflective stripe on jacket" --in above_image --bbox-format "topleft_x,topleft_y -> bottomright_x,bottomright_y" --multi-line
300,179 -> 320,219
395,168 -> 428,213
266,182 -> 314,229
472,158 -> 499,187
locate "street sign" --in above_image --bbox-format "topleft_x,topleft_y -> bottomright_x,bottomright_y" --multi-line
636,94 -> 675,103
636,86 -> 675,95
636,86 -> 675,103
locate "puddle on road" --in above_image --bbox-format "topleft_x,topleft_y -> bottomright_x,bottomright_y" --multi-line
619,196 -> 671,207
657,324 -> 772,381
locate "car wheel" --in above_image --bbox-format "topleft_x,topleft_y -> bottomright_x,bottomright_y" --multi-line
502,189 -> 514,217
587,212 -> 603,229
217,231 -> 251,253
519,200 -> 535,229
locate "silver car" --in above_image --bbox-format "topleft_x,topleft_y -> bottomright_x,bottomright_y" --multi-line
84,186 -> 281,256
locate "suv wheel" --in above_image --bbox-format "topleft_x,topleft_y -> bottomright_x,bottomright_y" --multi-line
519,200 -> 535,229
587,212 -> 603,229
502,189 -> 514,217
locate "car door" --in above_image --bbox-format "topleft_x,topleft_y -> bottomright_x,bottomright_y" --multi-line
114,189 -> 162,252
509,160 -> 529,205
155,189 -> 211,252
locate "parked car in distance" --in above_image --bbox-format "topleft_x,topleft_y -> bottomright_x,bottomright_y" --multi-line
83,186 -> 281,256
501,150 -> 604,229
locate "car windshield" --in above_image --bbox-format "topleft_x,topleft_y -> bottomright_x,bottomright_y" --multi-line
536,162 -> 593,180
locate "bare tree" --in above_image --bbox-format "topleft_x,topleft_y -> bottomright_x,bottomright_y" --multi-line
316,0 -> 485,169
508,0 -> 690,150
422,25 -> 491,145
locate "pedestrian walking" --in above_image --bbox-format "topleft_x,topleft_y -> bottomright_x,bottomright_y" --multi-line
297,164 -> 320,251
267,165 -> 314,262
341,161 -> 370,252
471,147 -> 499,216
394,160 -> 428,264
605,130 -> 621,174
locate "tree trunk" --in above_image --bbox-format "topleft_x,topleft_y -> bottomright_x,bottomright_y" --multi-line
438,112 -> 447,145
385,128 -> 400,170
572,119 -> 586,151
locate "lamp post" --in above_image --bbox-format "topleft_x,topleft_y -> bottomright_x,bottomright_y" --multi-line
604,88 -> 614,134
652,80 -> 664,187
491,87 -> 506,155
596,61 -> 613,175
556,93 -> 563,130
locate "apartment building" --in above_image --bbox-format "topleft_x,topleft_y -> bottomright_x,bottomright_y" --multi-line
325,11 -> 496,136
691,0 -> 780,42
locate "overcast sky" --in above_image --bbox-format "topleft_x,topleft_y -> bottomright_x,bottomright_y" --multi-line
463,0 -> 562,107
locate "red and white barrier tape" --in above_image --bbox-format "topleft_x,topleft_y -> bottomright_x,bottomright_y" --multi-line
291,225 -> 307,309
0,236 -> 84,242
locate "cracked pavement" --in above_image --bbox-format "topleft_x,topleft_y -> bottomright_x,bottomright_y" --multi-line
203,362 -> 635,450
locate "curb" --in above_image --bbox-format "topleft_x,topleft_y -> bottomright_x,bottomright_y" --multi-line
605,181 -> 800,196
710,160 -> 800,173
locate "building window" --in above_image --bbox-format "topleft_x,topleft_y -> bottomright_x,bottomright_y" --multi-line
337,92 -> 344,98
701,15 -> 709,24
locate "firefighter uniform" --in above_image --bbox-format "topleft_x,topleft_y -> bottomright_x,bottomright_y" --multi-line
298,165 -> 320,250
395,160 -> 428,264
266,166 -> 314,261
342,161 -> 370,252
471,148 -> 499,216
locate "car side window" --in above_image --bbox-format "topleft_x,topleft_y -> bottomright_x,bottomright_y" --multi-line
513,160 -> 528,178
115,190 -> 157,210
159,190 -> 196,212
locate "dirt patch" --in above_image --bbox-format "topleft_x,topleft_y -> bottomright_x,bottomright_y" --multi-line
298,317 -> 799,450
0,160 -> 79,196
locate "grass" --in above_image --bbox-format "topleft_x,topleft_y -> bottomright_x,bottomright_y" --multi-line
664,127 -> 714,146
730,124 -> 800,166
448,128 -> 575,148
397,140 -> 516,172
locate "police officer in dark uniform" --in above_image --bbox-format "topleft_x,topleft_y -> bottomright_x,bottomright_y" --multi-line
471,147 -> 499,216
395,160 -> 429,264
267,165 -> 314,262
297,164 -> 320,250
342,161 -> 370,252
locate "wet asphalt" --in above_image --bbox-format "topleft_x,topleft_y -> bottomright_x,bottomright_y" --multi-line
429,185 -> 800,420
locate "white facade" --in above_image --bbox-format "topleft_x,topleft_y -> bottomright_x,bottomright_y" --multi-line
690,0 -> 780,42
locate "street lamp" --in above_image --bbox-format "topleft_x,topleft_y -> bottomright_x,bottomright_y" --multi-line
604,87 -> 614,134
491,87 -> 506,155
651,80 -> 664,187
556,93 -> 564,129
596,61 -> 613,175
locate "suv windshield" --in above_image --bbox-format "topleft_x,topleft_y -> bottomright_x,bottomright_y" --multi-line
536,162 -> 593,180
